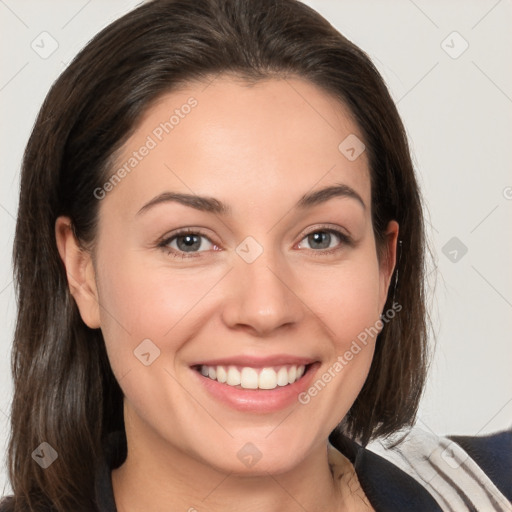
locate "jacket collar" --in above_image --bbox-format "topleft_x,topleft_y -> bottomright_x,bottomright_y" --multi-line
329,429 -> 442,511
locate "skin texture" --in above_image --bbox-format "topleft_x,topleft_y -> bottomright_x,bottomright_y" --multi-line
56,76 -> 398,511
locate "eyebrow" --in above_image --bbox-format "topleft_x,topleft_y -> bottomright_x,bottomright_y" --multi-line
136,183 -> 365,216
297,183 -> 365,210
137,192 -> 230,215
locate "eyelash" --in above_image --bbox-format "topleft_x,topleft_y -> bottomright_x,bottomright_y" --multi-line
157,226 -> 352,259
158,228 -> 217,259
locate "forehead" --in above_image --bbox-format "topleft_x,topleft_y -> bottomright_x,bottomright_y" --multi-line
105,75 -> 371,216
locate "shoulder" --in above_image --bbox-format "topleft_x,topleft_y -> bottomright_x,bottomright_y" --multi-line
366,426 -> 512,510
449,428 -> 512,500
330,428 -> 444,510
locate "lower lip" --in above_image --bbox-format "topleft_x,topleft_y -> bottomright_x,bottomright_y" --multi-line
192,363 -> 320,413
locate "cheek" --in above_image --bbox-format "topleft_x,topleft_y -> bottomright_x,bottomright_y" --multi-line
94,250 -> 228,375
301,258 -> 383,345
293,255 -> 383,420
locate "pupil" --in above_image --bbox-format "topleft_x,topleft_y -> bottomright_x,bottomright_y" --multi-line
177,234 -> 201,251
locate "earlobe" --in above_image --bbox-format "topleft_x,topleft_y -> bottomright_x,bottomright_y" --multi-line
55,216 -> 101,329
379,220 -> 399,312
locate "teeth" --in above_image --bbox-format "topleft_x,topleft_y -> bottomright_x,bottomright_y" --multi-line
227,366 -> 241,386
277,367 -> 289,386
259,367 -> 278,389
216,365 -> 227,383
240,367 -> 258,389
199,364 -> 306,389
288,365 -> 297,384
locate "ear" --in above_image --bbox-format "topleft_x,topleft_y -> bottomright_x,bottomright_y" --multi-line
55,216 -> 101,329
378,220 -> 399,312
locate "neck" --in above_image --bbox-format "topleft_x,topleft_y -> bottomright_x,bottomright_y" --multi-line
111,412 -> 370,512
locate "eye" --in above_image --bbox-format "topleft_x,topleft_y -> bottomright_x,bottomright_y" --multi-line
296,228 -> 350,252
159,229 -> 218,256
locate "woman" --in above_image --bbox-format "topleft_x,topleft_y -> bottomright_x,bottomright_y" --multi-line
1,0 -> 510,511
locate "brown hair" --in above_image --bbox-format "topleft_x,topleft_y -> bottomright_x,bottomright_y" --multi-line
4,0 -> 428,510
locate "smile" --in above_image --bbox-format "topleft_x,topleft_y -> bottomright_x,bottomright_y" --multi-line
191,356 -> 319,413
197,364 -> 306,389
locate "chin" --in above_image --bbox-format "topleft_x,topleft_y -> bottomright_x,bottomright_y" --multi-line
187,427 -> 321,477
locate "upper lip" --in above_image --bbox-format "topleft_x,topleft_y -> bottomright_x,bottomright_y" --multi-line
191,354 -> 317,368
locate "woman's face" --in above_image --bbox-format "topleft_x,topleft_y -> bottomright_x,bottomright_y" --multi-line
73,76 -> 397,474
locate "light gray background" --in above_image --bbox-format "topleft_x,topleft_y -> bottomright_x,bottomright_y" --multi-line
1,0 -> 511,495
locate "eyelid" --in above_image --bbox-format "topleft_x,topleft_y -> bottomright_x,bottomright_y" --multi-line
157,227 -> 220,257
294,224 -> 353,253
157,223 -> 353,258
295,223 -> 352,243
158,226 -> 215,243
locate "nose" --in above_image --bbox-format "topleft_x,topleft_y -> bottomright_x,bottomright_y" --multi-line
221,248 -> 305,337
